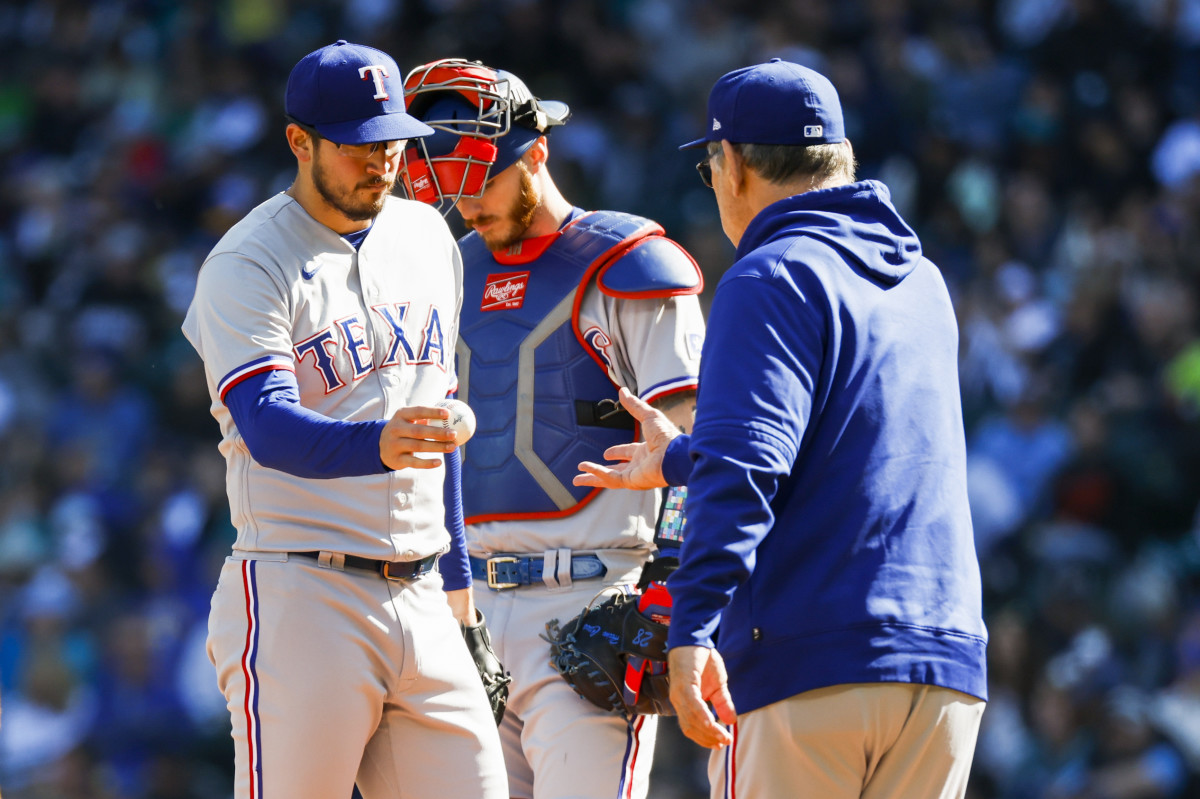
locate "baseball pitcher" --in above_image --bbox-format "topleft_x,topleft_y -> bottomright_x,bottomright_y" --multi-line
182,42 -> 508,799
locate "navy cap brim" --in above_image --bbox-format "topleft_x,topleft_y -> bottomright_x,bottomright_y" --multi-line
678,136 -> 710,150
492,125 -> 544,174
316,113 -> 435,144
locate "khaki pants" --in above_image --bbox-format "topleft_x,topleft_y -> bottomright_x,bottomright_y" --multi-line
709,683 -> 984,799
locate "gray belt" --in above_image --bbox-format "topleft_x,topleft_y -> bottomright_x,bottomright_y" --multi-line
471,551 -> 607,590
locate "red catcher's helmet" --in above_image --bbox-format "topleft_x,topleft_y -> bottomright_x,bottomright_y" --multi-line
400,58 -> 570,214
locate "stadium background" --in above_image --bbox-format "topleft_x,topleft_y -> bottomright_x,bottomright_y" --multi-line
3,0 -> 1200,796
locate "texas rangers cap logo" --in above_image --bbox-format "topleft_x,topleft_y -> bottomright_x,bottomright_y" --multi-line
482,271 -> 530,311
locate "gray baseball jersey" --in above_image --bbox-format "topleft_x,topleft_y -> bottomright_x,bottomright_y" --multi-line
183,192 -> 460,561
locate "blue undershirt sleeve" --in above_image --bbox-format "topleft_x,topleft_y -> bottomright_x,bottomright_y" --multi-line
224,369 -> 389,479
661,434 -> 694,487
440,446 -> 471,591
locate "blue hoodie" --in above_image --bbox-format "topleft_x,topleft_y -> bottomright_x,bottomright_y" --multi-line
663,180 -> 987,714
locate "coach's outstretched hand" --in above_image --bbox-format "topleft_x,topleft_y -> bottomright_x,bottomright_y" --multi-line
668,645 -> 737,749
574,388 -> 679,490
379,405 -> 458,470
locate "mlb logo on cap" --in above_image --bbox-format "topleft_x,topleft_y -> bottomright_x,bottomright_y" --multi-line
805,125 -> 824,138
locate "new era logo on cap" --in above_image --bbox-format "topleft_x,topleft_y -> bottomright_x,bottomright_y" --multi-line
712,118 -> 722,131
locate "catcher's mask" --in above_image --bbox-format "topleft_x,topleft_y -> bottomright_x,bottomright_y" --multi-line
400,58 -> 570,214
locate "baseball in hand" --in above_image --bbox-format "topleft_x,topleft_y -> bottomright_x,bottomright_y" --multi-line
435,399 -> 476,445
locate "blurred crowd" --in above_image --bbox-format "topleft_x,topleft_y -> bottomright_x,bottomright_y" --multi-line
1,0 -> 1200,797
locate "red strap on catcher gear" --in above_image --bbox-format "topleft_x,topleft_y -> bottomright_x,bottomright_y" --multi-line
623,581 -> 672,708
637,580 -> 673,624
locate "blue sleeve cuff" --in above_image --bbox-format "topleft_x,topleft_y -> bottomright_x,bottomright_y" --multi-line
661,434 -> 693,487
666,626 -> 716,650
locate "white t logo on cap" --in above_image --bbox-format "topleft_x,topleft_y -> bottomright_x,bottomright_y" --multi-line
359,65 -> 390,101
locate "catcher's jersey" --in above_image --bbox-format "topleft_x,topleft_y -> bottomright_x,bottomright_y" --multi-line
463,214 -> 705,555
182,192 -> 462,561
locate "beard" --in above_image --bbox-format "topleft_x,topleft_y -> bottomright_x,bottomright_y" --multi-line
312,149 -> 395,221
466,161 -> 540,251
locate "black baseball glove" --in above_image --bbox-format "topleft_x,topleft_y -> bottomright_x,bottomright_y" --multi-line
545,587 -> 674,718
461,609 -> 511,726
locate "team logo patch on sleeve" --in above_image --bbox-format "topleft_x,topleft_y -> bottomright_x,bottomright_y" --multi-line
481,271 -> 530,311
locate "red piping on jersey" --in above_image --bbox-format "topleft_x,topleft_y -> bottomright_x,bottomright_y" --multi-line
240,561 -> 260,799
641,382 -> 699,407
620,714 -> 646,798
219,363 -> 295,403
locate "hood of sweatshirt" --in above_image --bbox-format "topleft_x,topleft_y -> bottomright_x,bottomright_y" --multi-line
734,179 -> 921,285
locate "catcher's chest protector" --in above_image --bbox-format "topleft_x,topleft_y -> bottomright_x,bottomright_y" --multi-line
455,211 -> 657,523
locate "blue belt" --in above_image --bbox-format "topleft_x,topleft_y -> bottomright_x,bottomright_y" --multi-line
471,553 -> 608,590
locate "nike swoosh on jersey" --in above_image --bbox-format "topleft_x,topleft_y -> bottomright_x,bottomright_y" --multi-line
301,260 -> 322,280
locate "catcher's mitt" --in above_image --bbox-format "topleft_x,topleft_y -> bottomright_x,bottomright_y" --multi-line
546,585 -> 674,717
461,609 -> 512,725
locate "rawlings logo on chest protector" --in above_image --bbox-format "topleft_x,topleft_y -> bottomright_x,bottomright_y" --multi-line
481,271 -> 529,311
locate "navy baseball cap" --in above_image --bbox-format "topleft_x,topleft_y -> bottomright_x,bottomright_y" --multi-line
679,58 -> 845,150
491,68 -> 570,172
286,40 -> 434,144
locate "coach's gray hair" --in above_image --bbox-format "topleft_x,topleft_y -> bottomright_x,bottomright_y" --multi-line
708,140 -> 857,188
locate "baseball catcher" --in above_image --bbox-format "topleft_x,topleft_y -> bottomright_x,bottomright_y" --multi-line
462,609 -> 512,725
400,56 -> 704,798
